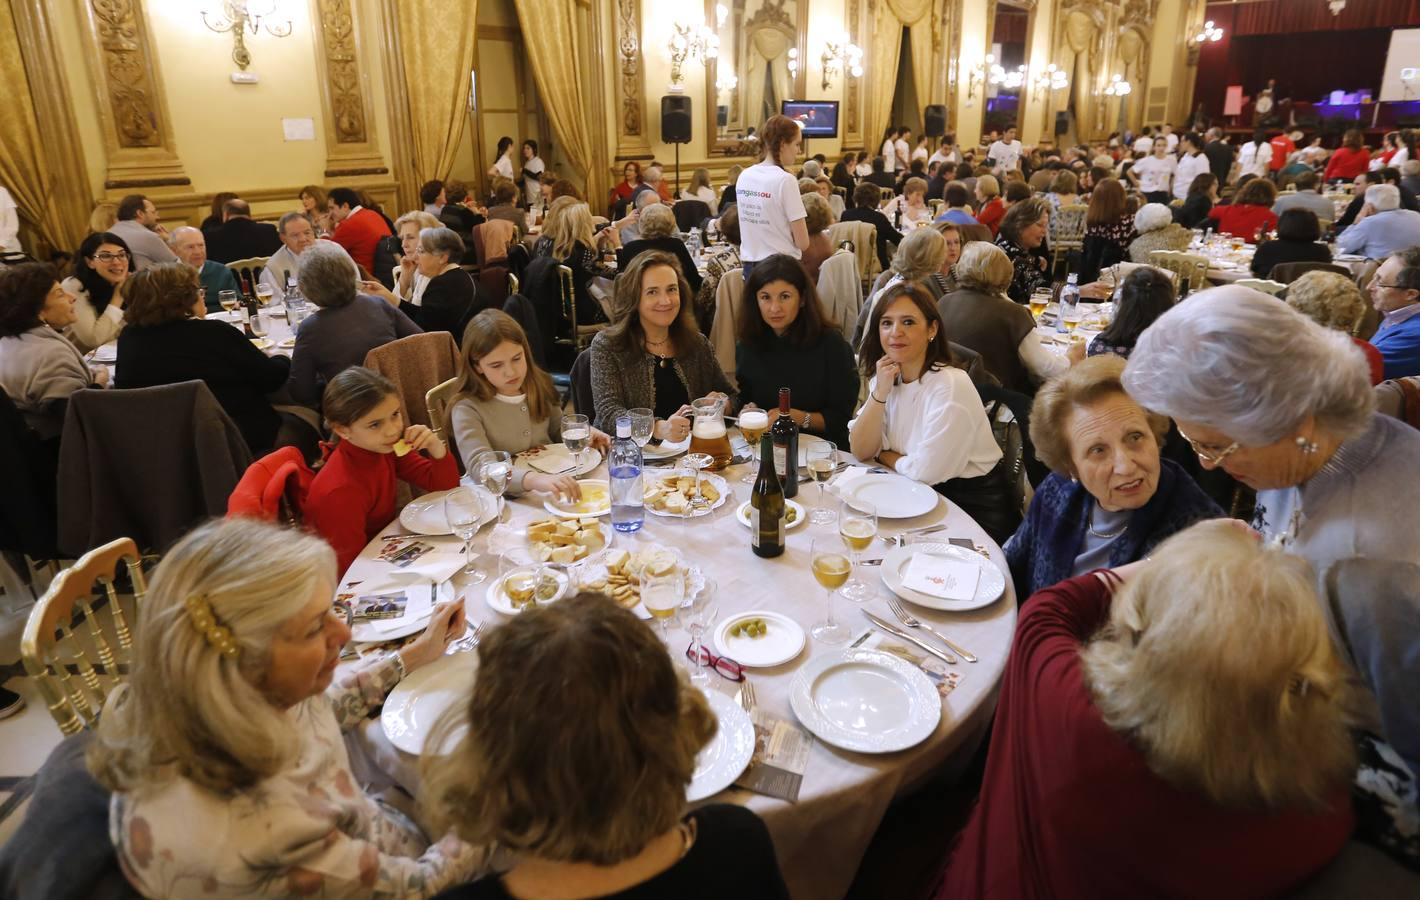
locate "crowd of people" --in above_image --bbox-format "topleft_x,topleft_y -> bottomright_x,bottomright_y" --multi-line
1,110 -> 1419,899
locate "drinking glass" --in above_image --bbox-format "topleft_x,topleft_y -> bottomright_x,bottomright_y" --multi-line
628,408 -> 654,449
248,313 -> 268,338
1061,305 -> 1083,334
445,487 -> 490,584
682,581 -> 719,687
681,452 -> 715,519
254,283 -> 274,306
809,537 -> 851,645
838,498 -> 878,602
563,413 -> 591,471
1028,288 -> 1051,324
475,450 -> 513,496
217,290 -> 240,315
805,441 -> 837,525
736,408 -> 770,483
641,570 -> 685,641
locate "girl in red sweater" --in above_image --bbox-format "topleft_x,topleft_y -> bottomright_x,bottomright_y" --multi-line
305,366 -> 459,575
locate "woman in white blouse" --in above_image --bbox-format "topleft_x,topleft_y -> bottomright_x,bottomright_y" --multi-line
90,518 -> 488,898
681,168 -> 718,206
61,232 -> 132,353
849,282 -> 1020,541
488,135 -> 516,182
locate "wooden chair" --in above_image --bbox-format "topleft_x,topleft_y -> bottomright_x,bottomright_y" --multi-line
1149,249 -> 1210,293
879,187 -> 896,206
425,375 -> 461,443
1269,261 -> 1352,284
21,538 -> 146,735
508,272 -> 520,296
1049,203 -> 1088,274
1235,278 -> 1287,296
225,256 -> 270,291
556,264 -> 607,353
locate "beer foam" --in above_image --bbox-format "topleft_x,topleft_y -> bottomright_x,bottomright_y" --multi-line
692,419 -> 727,439
737,410 -> 769,429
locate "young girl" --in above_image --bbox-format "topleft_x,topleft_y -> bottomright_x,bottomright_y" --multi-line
449,309 -> 609,500
305,366 -> 459,575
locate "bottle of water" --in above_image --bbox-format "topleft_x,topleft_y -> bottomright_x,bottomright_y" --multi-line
609,416 -> 644,533
686,228 -> 701,257
1057,273 -> 1080,335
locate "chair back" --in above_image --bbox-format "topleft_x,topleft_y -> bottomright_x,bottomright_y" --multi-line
827,220 -> 880,285
816,250 -> 864,344
225,256 -> 270,291
1050,204 -> 1089,247
21,538 -> 145,735
225,446 -> 313,524
1374,377 -> 1420,431
709,268 -> 744,386
1234,277 -> 1287,296
501,292 -> 547,367
0,390 -> 60,560
1149,249 -> 1210,292
479,264 -> 511,309
1269,261 -> 1352,284
879,187 -> 895,205
361,332 -> 462,430
569,350 -> 595,417
472,220 -> 516,268
673,200 -> 712,235
425,375 -> 461,443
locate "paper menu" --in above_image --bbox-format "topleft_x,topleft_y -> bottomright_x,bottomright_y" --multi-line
901,552 -> 981,601
732,710 -> 814,803
852,630 -> 963,700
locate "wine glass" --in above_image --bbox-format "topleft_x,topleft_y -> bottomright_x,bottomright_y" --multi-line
736,408 -> 770,483
628,408 -> 654,449
838,497 -> 878,603
681,452 -> 715,519
563,413 -> 590,472
248,312 -> 268,339
809,537 -> 851,645
444,487 -> 490,584
682,581 -> 719,687
805,440 -> 837,525
641,570 -> 684,642
1029,288 -> 1052,325
475,450 -> 512,495
217,289 -> 240,316
254,283 -> 274,306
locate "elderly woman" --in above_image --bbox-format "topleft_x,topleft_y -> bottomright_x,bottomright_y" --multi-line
589,250 -> 734,438
886,177 -> 933,229
61,232 -> 132,353
938,242 -> 1079,394
848,282 -> 1014,541
0,263 -> 106,439
929,221 -> 964,295
425,593 -> 789,898
1045,170 -> 1080,212
617,204 -> 704,295
1003,354 -> 1220,596
389,210 -> 441,305
1124,285 -> 1420,806
1087,266 -> 1176,359
1128,203 -> 1192,263
1207,177 -> 1279,243
115,264 -> 294,454
90,518 -> 484,897
288,242 -> 422,408
855,227 -> 949,347
1286,271 -> 1384,385
695,205 -> 741,332
376,226 -> 481,339
736,254 -> 859,447
939,520 -> 1357,898
1250,208 -> 1332,278
798,192 -> 836,281
994,197 -> 1052,305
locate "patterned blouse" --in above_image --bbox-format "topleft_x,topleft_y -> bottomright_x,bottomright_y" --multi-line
109,654 -> 487,898
695,243 -> 741,333
995,235 -> 1051,305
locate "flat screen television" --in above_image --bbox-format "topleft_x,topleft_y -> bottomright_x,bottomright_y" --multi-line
782,100 -> 839,139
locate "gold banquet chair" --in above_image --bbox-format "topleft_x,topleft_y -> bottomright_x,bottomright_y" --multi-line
425,375 -> 461,443
1050,203 -> 1088,274
20,538 -> 146,735
225,256 -> 271,291
1149,250 -> 1210,294
1234,278 -> 1288,296
557,264 -> 606,353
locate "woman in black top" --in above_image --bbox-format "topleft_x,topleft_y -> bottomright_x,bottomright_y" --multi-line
536,198 -> 615,325
115,264 -> 292,454
1172,172 -> 1217,230
736,255 -> 859,447
1250,208 -> 1332,278
617,204 -> 704,295
994,197 -> 1053,304
1087,267 -> 1176,360
425,593 -> 790,900
403,226 -> 483,339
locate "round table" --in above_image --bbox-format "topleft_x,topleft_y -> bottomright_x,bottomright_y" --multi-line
340,452 -> 1017,899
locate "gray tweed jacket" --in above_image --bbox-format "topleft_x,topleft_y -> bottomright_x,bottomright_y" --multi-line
587,329 -> 735,432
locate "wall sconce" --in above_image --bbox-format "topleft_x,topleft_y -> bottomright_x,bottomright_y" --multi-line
787,47 -> 800,79
201,0 -> 291,71
668,21 -> 719,87
1031,64 -> 1069,101
1103,74 -> 1132,97
964,55 -> 990,107
1186,19 -> 1223,65
990,61 -> 1027,91
716,72 -> 739,94
819,35 -> 863,91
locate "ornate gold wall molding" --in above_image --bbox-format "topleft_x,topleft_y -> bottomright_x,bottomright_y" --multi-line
312,0 -> 389,178
845,0 -> 863,147
80,0 -> 190,189
375,0 -> 418,213
613,0 -> 651,158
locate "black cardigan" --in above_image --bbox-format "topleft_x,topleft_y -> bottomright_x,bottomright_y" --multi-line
618,236 -> 704,294
1250,239 -> 1332,278
400,267 -> 484,340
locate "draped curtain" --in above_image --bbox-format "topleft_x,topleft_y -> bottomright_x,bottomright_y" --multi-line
396,1 -> 477,183
0,0 -> 86,253
1210,0 -> 1420,35
1062,11 -> 1099,142
744,25 -> 791,131
869,0 -> 935,144
513,0 -> 602,202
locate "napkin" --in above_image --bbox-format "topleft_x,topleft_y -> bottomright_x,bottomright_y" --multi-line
901,552 -> 980,602
826,464 -> 872,495
522,444 -> 577,474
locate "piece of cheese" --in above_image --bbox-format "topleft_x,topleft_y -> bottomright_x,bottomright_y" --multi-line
393,440 -> 412,457
550,545 -> 577,565
605,548 -> 630,574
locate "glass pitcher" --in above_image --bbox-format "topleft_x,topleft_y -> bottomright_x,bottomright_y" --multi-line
687,396 -> 732,470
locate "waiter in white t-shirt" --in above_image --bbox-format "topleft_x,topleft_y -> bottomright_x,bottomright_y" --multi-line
737,115 -> 810,278
987,127 -> 1024,174
1128,137 -> 1178,204
882,128 -> 899,174
1173,132 -> 1211,201
895,131 -> 912,172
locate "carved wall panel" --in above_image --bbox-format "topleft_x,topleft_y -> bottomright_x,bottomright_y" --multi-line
311,0 -> 388,177
613,0 -> 651,158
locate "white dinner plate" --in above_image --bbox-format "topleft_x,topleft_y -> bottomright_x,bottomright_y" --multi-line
399,488 -> 500,536
879,542 -> 1006,612
91,344 -> 118,363
381,651 -> 476,755
713,610 -> 805,668
733,499 -> 807,531
278,336 -> 297,349
543,479 -> 611,518
687,688 -> 756,801
642,435 -> 690,460
796,433 -> 834,468
576,546 -> 704,621
485,567 -> 571,616
645,472 -> 730,518
249,337 -> 274,351
514,443 -> 603,478
789,649 -> 942,754
841,474 -> 940,519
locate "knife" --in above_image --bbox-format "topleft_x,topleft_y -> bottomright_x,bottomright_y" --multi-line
862,610 -> 958,665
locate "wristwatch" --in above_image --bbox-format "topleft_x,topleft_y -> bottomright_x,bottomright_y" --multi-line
801,411 -> 813,430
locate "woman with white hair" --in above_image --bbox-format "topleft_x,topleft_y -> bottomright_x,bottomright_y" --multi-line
89,518 -> 484,897
1126,203 -> 1191,263
616,203 -> 704,294
853,227 -> 948,348
936,520 -> 1357,898
1123,285 -> 1420,815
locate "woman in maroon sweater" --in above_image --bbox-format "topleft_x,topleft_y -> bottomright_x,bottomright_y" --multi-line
305,366 -> 459,575
937,520 -> 1356,900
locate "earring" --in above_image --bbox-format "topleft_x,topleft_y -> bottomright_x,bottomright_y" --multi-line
1294,435 -> 1318,454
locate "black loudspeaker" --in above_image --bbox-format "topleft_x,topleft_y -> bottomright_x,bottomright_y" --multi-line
924,105 -> 947,138
1055,111 -> 1069,136
661,95 -> 692,144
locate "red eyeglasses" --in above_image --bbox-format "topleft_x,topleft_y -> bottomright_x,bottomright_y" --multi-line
685,644 -> 745,682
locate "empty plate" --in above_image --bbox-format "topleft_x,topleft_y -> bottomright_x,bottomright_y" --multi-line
879,542 -> 1006,612
841,474 -> 940,519
642,435 -> 690,460
400,488 -> 499,536
712,610 -> 805,668
381,651 -> 476,755
789,649 -> 941,753
687,688 -> 756,801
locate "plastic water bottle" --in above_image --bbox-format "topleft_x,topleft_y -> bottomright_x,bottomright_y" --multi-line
609,416 -> 644,533
1057,273 -> 1080,335
686,228 -> 702,257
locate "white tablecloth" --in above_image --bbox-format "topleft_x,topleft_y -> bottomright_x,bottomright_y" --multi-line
342,455 -> 1018,899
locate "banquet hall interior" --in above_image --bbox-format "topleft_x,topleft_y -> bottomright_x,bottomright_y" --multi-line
3,0 -> 1420,897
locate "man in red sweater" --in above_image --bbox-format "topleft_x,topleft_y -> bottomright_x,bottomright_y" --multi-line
1268,130 -> 1297,177
327,186 -> 393,275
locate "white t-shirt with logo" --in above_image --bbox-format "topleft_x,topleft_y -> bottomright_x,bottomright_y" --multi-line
894,138 -> 911,170
735,162 -> 808,262
1132,155 -> 1177,194
988,139 -> 1023,172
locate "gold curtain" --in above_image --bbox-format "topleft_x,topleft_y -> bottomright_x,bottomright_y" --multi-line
397,0 -> 478,183
884,0 -> 932,24
867,3 -> 903,148
0,0 -> 86,253
908,18 -> 936,109
513,0 -> 602,202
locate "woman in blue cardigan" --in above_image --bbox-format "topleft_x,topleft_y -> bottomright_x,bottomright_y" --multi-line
1004,355 -> 1221,597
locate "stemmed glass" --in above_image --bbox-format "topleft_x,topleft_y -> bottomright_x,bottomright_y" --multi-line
681,452 -> 715,519
473,450 -> 512,517
805,441 -> 837,525
563,413 -> 591,472
628,408 -> 654,450
736,408 -> 770,483
809,537 -> 851,645
217,289 -> 240,316
681,581 -> 719,687
445,487 -> 491,584
838,498 -> 878,603
641,570 -> 685,642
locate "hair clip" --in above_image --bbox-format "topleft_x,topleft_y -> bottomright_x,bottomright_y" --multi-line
1294,435 -> 1318,454
1287,675 -> 1310,698
184,595 -> 241,660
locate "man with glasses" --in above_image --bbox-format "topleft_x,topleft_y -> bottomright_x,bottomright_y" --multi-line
1368,247 -> 1420,379
109,194 -> 178,271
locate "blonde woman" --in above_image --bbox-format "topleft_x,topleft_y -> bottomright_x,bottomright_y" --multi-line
535,198 -> 616,325
681,168 -> 717,206
88,201 -> 118,235
392,210 -> 440,304
89,518 -> 484,898
1286,270 -> 1384,384
424,592 -> 790,899
938,520 -> 1356,898
854,227 -> 948,346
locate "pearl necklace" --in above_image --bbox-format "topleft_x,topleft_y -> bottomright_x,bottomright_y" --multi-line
1087,504 -> 1127,540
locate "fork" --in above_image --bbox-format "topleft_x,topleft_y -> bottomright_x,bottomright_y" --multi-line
738,677 -> 756,712
886,597 -> 978,663
448,620 -> 484,654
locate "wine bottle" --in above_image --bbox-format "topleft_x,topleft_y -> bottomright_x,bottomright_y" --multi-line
750,433 -> 785,558
771,387 -> 799,499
